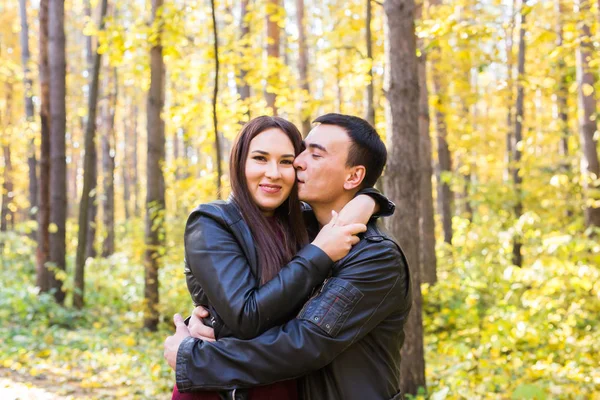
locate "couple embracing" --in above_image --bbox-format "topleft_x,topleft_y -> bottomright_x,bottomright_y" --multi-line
163,113 -> 412,400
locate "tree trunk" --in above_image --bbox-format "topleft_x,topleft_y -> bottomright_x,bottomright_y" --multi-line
576,0 -> 600,228
417,3 -> 437,286
133,104 -> 141,217
73,0 -> 108,309
237,0 -> 251,119
48,0 -> 68,304
365,0 -> 375,126
19,0 -> 38,224
68,121 -> 79,219
1,147 -> 14,232
463,162 -> 474,222
281,22 -> 290,68
432,73 -> 452,245
211,0 -> 222,199
555,0 -> 569,162
37,0 -> 51,293
145,0 -> 166,331
182,129 -> 192,180
172,128 -> 180,182
102,67 -> 117,257
553,9 -> 573,211
123,109 -> 131,219
383,0 -> 426,394
429,0 -> 453,245
512,0 -> 526,267
265,0 -> 280,115
85,144 -> 98,259
1,98 -> 14,232
296,0 -> 311,136
336,53 -> 343,113
18,1 -> 35,124
505,0 -> 516,183
84,0 -> 98,259
85,0 -> 93,69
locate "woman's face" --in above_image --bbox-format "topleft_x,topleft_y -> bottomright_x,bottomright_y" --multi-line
245,128 -> 297,216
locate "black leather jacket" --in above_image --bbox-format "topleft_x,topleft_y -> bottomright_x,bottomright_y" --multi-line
184,200 -> 334,342
178,198 -> 411,400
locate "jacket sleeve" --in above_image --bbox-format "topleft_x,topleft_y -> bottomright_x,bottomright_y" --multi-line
175,239 -> 411,392
300,189 -> 394,239
355,188 -> 395,217
184,206 -> 333,340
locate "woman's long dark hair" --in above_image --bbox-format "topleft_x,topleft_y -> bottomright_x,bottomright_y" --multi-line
230,116 -> 308,284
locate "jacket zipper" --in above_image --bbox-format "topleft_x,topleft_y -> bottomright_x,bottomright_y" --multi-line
319,278 -> 329,293
298,278 -> 329,317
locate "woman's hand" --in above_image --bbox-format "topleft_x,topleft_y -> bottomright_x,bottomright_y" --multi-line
336,194 -> 379,226
311,210 -> 367,262
188,306 -> 216,342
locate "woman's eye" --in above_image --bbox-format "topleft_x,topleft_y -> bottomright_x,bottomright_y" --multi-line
281,160 -> 293,165
253,156 -> 266,162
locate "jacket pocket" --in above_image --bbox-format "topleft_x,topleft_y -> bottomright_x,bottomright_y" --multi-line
298,277 -> 363,337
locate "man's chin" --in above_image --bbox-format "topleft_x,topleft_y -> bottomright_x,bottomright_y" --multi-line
298,187 -> 309,202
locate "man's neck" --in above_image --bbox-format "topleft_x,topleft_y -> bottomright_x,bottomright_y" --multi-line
311,194 -> 355,227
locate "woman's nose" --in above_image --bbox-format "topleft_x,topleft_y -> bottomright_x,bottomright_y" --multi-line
265,162 -> 281,178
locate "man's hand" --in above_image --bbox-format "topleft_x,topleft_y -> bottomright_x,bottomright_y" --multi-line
164,314 -> 192,370
188,306 -> 216,342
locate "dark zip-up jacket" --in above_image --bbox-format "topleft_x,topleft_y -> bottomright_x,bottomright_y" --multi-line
178,198 -> 411,400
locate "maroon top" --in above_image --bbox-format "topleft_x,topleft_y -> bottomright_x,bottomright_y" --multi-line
172,216 -> 298,400
171,381 -> 298,400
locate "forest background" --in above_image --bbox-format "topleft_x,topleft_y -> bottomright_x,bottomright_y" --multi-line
0,0 -> 599,398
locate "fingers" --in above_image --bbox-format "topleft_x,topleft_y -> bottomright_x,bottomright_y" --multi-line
344,223 -> 367,235
173,313 -> 187,330
193,306 -> 209,318
349,235 -> 360,246
189,322 -> 216,340
197,335 -> 216,343
330,210 -> 338,226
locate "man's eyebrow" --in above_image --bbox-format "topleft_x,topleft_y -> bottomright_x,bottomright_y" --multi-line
251,150 -> 295,158
307,143 -> 328,153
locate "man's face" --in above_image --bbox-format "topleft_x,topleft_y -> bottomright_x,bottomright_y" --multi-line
293,124 -> 352,205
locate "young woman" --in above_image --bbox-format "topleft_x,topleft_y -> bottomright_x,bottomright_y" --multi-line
172,116 -> 391,400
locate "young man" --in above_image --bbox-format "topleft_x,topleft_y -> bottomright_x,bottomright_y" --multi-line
165,114 -> 412,400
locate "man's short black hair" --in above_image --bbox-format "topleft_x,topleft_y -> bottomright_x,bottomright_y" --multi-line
313,113 -> 386,189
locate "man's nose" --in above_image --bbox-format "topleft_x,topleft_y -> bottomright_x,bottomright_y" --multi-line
293,152 -> 306,170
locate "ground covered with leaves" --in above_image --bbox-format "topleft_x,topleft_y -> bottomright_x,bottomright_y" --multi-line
1,216 -> 599,399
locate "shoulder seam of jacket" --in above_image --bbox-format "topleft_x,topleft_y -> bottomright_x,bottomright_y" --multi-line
198,201 -> 243,226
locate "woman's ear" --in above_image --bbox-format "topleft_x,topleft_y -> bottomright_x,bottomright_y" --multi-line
343,166 -> 366,190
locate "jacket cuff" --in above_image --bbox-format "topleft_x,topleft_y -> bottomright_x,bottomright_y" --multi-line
175,336 -> 199,392
355,187 -> 395,217
297,244 -> 333,275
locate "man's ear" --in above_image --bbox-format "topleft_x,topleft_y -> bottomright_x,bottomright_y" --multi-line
343,165 -> 366,190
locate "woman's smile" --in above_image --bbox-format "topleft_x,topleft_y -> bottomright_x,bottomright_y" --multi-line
259,184 -> 282,194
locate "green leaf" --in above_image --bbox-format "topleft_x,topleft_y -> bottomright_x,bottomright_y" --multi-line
511,384 -> 546,400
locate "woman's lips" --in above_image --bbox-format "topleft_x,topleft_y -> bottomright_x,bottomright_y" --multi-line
260,184 -> 282,194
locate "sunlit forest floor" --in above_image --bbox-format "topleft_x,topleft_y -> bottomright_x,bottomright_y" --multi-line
1,215 -> 599,399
